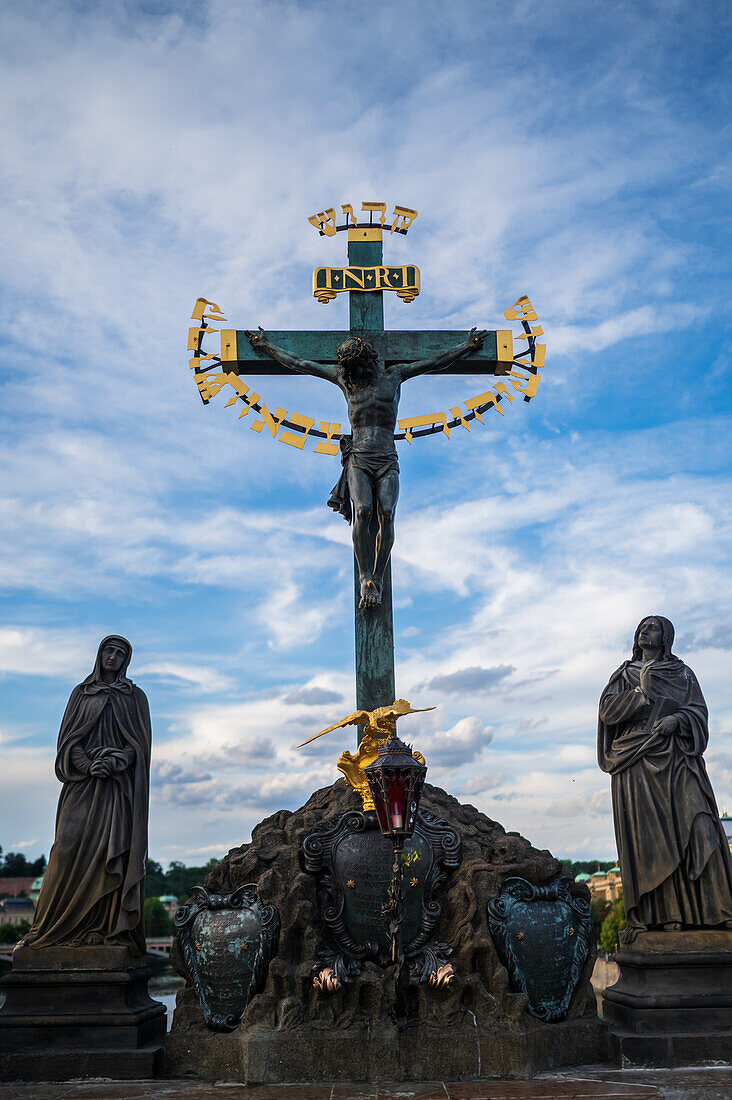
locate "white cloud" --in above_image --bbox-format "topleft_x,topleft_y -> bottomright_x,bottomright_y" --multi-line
140,662 -> 233,693
0,627 -> 91,678
546,790 -> 611,819
0,1 -> 730,863
417,716 -> 493,773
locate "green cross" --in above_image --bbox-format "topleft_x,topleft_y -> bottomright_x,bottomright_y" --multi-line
210,226 -> 514,727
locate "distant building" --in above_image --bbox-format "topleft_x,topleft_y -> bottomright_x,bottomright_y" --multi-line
0,877 -> 35,900
30,875 -> 45,904
575,866 -> 622,904
0,896 -> 35,927
158,894 -> 179,920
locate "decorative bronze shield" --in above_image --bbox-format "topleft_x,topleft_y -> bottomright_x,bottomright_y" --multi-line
487,875 -> 591,1021
174,884 -> 280,1032
301,809 -> 461,984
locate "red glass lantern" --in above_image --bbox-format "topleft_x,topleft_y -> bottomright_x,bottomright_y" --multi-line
364,734 -> 427,849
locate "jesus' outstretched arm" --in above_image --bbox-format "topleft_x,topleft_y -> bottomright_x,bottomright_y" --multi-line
398,328 -> 488,381
245,327 -> 339,383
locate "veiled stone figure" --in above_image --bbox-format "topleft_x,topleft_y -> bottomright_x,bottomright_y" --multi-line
22,636 -> 151,957
598,615 -> 732,934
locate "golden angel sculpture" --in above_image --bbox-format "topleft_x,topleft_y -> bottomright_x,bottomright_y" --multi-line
298,699 -> 431,812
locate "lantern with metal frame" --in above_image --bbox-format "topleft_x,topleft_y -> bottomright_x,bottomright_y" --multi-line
364,733 -> 427,1026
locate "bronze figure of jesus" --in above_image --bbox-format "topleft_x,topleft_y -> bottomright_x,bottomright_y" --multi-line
246,327 -> 486,609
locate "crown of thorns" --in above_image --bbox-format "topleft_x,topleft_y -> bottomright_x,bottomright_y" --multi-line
336,336 -> 376,363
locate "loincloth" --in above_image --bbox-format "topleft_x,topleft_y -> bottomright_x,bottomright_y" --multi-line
327,435 -> 399,524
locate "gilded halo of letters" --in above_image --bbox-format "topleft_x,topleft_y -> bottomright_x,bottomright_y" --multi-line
307,201 -> 419,237
186,204 -> 545,451
186,293 -> 546,455
309,202 -> 421,303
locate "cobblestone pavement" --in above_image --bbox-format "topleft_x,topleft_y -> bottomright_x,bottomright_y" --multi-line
0,1068 -> 729,1100
546,1065 -> 732,1100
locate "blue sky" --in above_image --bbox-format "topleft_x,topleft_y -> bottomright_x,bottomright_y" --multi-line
1,0 -> 731,867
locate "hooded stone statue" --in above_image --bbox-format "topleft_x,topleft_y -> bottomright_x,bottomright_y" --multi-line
23,636 -> 151,957
598,615 -> 732,934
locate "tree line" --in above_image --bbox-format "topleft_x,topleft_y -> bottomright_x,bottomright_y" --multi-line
2,848 -> 630,950
0,851 -> 222,941
0,847 -> 47,879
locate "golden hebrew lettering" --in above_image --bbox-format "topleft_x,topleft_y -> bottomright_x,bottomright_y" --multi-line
187,292 -> 545,453
493,382 -> 514,405
251,403 -> 289,437
221,375 -> 250,402
202,373 -> 256,414
279,412 -> 315,449
194,374 -> 215,402
449,406 -> 471,432
195,372 -> 238,403
504,370 -> 540,400
341,203 -> 358,228
189,356 -> 217,372
532,344 -> 546,369
504,294 -> 538,323
464,390 -> 504,420
516,325 -> 544,340
305,202 -> 417,235
313,421 -> 341,456
398,411 -> 450,443
187,327 -> 205,352
390,205 -> 418,233
307,208 -> 337,236
191,298 -> 224,321
361,201 -> 387,226
237,391 -> 260,417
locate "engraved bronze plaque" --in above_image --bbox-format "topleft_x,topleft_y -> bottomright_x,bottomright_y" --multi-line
174,884 -> 280,1032
301,809 -> 460,984
335,829 -> 428,953
487,875 -> 592,1021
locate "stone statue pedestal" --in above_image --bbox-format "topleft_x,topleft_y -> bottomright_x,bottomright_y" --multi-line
0,944 -> 166,1081
167,781 -> 609,1084
602,929 -> 732,1066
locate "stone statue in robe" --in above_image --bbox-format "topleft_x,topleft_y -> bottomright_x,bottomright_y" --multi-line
22,636 -> 151,957
598,615 -> 732,935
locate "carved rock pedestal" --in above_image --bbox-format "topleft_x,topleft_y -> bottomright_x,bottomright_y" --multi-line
167,780 -> 607,1083
0,945 -> 166,1081
602,930 -> 732,1066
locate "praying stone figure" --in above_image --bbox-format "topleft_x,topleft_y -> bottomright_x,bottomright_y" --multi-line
246,327 -> 486,609
22,635 -> 151,957
598,615 -> 732,935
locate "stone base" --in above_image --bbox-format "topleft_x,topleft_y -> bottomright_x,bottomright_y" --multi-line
167,986 -> 608,1083
602,929 -> 732,1067
0,944 -> 166,1081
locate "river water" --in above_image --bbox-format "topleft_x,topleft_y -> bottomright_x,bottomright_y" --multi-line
150,966 -> 185,1030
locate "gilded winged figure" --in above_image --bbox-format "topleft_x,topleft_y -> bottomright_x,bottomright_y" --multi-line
298,698 -> 431,812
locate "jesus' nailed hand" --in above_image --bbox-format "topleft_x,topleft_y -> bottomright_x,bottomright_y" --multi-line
245,326 -> 487,609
